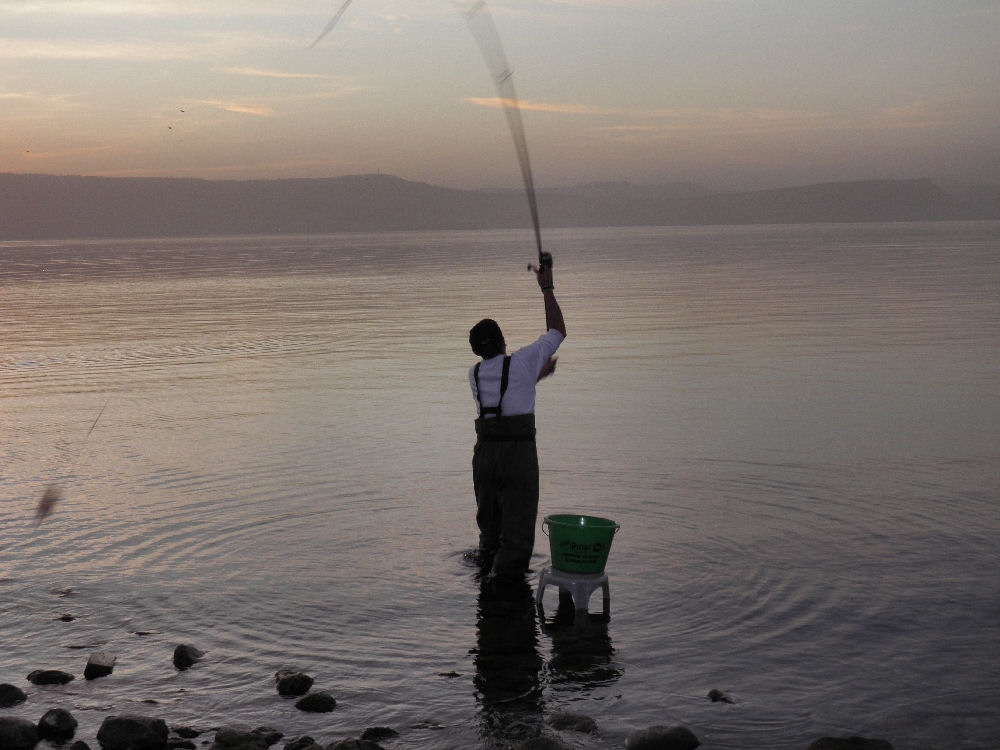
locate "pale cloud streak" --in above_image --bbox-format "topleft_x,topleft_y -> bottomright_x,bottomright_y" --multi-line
465,96 -> 607,115
195,100 -> 276,117
0,37 -> 201,60
0,1 -> 303,17
216,67 -> 334,81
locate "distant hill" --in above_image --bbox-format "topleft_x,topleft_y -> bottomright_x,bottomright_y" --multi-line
0,172 -> 996,240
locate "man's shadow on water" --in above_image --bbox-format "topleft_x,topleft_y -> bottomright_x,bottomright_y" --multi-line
471,566 -> 623,749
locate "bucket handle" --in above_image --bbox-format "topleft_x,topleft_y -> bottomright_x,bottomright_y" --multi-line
542,519 -> 621,536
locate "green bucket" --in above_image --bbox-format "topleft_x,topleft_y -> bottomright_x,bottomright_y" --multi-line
542,514 -> 620,574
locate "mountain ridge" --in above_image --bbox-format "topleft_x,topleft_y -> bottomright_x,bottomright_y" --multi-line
1,172 -> 996,241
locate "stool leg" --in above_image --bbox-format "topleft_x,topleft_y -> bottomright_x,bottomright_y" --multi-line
535,571 -> 549,618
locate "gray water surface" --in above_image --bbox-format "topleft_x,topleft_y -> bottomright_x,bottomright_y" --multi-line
2,223 -> 998,749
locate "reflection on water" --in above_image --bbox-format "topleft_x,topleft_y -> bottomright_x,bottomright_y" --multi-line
474,572 -> 622,748
547,619 -> 620,695
475,578 -> 545,747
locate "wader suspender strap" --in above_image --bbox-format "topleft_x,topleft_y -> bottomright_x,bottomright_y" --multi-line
474,356 -> 512,418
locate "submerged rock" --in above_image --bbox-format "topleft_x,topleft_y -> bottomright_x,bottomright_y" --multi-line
0,683 -> 27,707
172,644 -> 204,670
625,725 -> 700,750
0,717 -> 40,750
251,726 -> 283,745
28,668 -> 75,685
707,688 -> 735,704
807,738 -> 895,750
38,707 -> 79,742
294,691 -> 337,713
97,714 -> 169,750
210,726 -> 270,750
544,711 -> 598,734
281,737 -> 323,750
274,669 -> 314,697
327,740 -> 385,750
359,727 -> 398,742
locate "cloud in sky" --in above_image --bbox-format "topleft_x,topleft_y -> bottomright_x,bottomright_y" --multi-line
217,67 -> 335,80
465,97 -> 608,115
1,0 -> 997,189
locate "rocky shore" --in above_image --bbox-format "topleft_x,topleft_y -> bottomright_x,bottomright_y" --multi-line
0,645 -> 895,750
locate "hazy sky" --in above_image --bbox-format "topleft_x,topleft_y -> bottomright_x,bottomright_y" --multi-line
2,0 -> 998,190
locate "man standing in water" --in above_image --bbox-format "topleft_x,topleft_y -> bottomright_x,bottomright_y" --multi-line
469,256 -> 566,588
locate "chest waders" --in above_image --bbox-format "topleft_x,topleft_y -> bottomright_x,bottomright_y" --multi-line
472,355 -> 539,581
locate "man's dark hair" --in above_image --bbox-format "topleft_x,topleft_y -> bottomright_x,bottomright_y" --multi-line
469,318 -> 505,358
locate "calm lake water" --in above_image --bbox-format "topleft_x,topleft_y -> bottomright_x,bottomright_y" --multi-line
2,223 -> 998,749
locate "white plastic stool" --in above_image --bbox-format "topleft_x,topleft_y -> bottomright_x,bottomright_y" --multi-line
536,567 -> 610,623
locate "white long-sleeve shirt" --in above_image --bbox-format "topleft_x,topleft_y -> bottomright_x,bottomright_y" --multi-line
469,329 -> 564,417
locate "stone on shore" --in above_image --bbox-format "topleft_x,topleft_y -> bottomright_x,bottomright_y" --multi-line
625,725 -> 700,750
274,669 -> 314,697
85,650 -> 117,680
38,707 -> 78,742
281,737 -> 323,750
807,738 -> 895,750
172,644 -> 204,670
0,683 -> 27,707
28,668 -> 75,685
210,726 -> 270,750
251,726 -> 283,745
0,716 -> 39,750
96,714 -> 169,750
294,691 -> 337,713
327,740 -> 385,750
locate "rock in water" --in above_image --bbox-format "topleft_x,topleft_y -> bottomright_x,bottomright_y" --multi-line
294,691 -> 337,713
38,708 -> 79,742
172,644 -> 204,670
210,726 -> 269,750
28,668 -> 75,685
274,669 -> 314,696
85,650 -> 117,680
251,726 -> 283,745
282,738 -> 324,750
327,740 -> 385,750
0,683 -> 27,707
0,717 -> 40,750
96,715 -> 169,750
625,725 -> 700,750
360,727 -> 399,742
